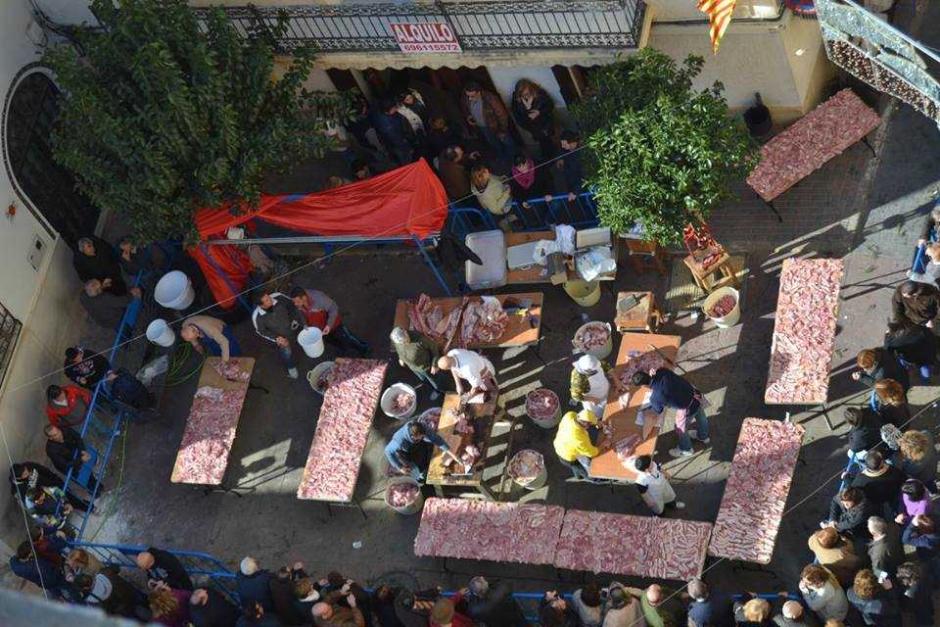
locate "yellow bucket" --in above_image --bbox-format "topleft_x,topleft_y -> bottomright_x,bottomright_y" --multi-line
563,279 -> 601,307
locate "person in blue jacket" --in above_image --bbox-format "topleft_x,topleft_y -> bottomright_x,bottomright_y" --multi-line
631,366 -> 710,458
384,420 -> 458,482
9,540 -> 66,598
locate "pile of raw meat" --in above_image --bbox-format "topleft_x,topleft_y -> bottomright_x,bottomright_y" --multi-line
573,322 -> 610,352
525,389 -> 559,421
764,258 -> 844,405
708,294 -> 737,318
414,498 -> 564,565
297,359 -> 387,502
615,351 -> 667,391
385,482 -> 421,509
507,449 -> 545,485
459,445 -> 481,467
313,365 -> 333,394
212,359 -> 251,382
614,434 -> 642,468
406,294 -> 509,348
709,418 -> 804,564
392,392 -> 415,414
172,384 -> 248,484
452,410 -> 475,436
554,510 -> 712,580
747,89 -> 881,202
416,407 -> 441,431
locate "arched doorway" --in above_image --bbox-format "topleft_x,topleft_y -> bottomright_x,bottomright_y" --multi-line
2,65 -> 100,248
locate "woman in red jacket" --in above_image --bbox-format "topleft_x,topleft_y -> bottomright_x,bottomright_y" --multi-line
45,384 -> 91,429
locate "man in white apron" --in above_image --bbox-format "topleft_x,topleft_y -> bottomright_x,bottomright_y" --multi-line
570,355 -> 610,415
632,455 -> 683,515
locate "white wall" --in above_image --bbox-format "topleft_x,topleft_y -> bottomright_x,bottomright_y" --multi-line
486,66 -> 564,110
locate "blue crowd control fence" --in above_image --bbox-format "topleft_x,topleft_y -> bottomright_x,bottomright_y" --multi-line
449,190 -> 600,238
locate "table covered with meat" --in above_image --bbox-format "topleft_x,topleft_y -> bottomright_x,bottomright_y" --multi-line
171,357 -> 255,485
765,258 -> 844,405
414,497 -> 564,565
426,393 -> 496,490
708,418 -> 804,564
746,89 -> 880,202
554,509 -> 712,580
297,358 -> 387,503
393,292 -> 542,349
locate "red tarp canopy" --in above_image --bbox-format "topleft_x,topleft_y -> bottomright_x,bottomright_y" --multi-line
192,159 -> 448,309
196,158 -> 448,240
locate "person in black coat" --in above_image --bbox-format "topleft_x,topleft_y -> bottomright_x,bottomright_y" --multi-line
190,587 -> 241,627
464,577 -> 527,627
237,557 -> 274,611
371,98 -> 416,166
269,567 -> 306,625
826,487 -> 875,537
9,541 -> 66,598
508,154 -> 553,210
884,320 -> 938,382
896,561 -> 934,627
511,79 -> 556,158
73,236 -> 126,295
847,451 -> 906,517
43,425 -> 101,494
63,347 -> 111,389
8,460 -> 89,511
852,347 -> 910,392
137,547 -> 193,590
843,407 -> 883,457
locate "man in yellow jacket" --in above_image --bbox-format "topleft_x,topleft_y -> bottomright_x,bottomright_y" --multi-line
553,409 -> 602,480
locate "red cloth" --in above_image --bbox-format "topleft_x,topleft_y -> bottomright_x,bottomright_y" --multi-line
195,159 -> 448,240
45,385 -> 91,427
189,244 -> 252,310
300,308 -> 329,330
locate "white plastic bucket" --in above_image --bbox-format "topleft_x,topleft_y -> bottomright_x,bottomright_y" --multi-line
703,286 -> 741,328
154,271 -> 195,310
572,321 -> 613,360
380,383 -> 417,419
306,361 -> 334,395
146,319 -> 176,347
384,476 -> 424,515
297,327 -> 325,358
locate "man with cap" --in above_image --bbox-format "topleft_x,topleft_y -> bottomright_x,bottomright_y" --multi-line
631,366 -> 710,458
437,348 -> 498,402
569,354 -> 612,414
553,409 -> 604,480
180,314 -> 241,362
390,326 -> 442,400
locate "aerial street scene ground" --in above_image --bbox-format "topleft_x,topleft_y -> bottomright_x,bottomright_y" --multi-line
1,0 -> 940,626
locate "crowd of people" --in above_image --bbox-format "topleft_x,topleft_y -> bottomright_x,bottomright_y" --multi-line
324,77 -> 586,231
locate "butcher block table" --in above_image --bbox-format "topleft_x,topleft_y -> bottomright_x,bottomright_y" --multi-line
554,509 -> 712,580
393,292 -> 543,349
764,258 -> 844,430
171,357 -> 255,490
425,393 -> 500,500
709,418 -> 804,564
503,231 -> 616,285
614,291 -> 661,333
746,89 -> 880,221
589,332 -> 681,482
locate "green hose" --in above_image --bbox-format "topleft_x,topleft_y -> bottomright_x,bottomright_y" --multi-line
165,343 -> 205,386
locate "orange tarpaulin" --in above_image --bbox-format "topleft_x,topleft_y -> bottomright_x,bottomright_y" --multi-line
195,159 -> 448,240
192,159 -> 449,309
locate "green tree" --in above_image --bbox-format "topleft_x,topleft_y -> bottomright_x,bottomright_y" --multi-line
46,0 -> 347,243
572,49 -> 758,245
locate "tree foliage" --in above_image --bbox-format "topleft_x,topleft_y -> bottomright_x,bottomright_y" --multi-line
46,0 -> 348,243
572,49 -> 758,245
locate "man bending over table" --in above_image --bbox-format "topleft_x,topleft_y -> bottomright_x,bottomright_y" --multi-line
385,420 -> 459,482
437,348 -> 498,403
631,367 -> 710,459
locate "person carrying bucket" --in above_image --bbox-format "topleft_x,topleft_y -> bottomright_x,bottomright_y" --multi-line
569,354 -> 612,415
180,315 -> 241,362
289,287 -> 370,357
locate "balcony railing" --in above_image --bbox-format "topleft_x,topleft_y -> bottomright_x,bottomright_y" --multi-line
193,1 -> 647,53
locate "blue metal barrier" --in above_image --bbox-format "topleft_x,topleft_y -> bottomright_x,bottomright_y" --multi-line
450,191 -> 600,236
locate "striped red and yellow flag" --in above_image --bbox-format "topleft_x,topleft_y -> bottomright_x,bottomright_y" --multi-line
697,0 -> 737,53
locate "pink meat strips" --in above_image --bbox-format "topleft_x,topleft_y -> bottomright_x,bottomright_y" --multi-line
746,89 -> 880,202
708,418 -> 804,564
414,498 -> 565,565
297,358 -> 387,502
555,510 -> 712,580
765,258 -> 844,405
172,386 -> 249,485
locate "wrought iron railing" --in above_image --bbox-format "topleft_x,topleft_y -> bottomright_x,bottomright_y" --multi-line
193,1 -> 646,52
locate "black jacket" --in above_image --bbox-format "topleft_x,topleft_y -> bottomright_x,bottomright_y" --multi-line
146,547 -> 193,590
867,524 -> 903,577
858,348 -> 910,391
73,236 -> 123,284
891,284 -> 939,325
508,165 -> 552,205
649,368 -> 701,414
253,295 -> 305,343
884,324 -> 937,367
465,581 -> 527,627
45,428 -> 85,476
65,352 -> 111,389
849,467 -> 905,515
237,570 -> 275,610
269,576 -> 306,625
8,462 -> 63,503
191,587 -> 241,627
846,408 -> 883,453
511,88 -> 555,136
828,495 -> 875,536
80,291 -> 131,329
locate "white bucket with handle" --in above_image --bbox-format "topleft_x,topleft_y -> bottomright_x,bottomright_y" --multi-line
154,271 -> 195,310
703,286 -> 741,328
384,476 -> 424,515
297,327 -> 325,358
146,319 -> 176,347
